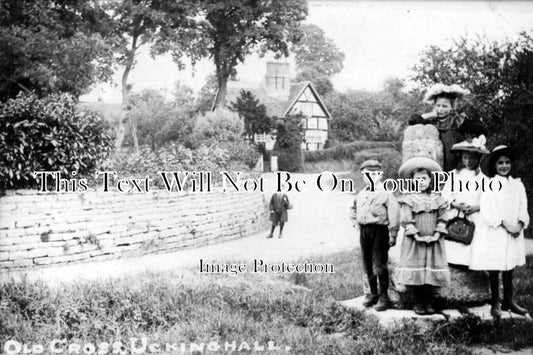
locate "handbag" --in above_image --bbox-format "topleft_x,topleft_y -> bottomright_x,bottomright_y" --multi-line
445,210 -> 475,245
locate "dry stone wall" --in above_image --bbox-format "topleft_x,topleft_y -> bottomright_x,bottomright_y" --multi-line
0,190 -> 269,269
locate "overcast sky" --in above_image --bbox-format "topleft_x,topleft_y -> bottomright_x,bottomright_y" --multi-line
81,1 -> 533,103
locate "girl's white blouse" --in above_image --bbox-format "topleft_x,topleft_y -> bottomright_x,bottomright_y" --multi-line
469,175 -> 529,271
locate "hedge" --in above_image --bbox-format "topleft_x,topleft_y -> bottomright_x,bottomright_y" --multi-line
0,93 -> 115,190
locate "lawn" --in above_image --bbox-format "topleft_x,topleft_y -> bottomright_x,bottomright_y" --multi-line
1,251 -> 532,354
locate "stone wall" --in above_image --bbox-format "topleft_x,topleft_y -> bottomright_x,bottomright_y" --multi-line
0,190 -> 269,269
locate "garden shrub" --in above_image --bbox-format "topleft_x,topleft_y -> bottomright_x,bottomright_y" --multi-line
104,142 -> 259,188
189,109 -> 244,148
0,93 -> 114,190
304,140 -> 399,162
274,116 -> 304,172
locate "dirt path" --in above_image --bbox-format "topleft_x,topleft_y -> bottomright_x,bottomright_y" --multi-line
1,173 -> 359,285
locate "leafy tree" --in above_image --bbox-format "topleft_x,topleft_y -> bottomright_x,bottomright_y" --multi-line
325,86 -> 420,143
295,70 -> 334,97
159,0 -> 308,109
274,115 -> 305,172
126,88 -> 195,151
291,24 -> 345,96
0,0 -> 116,100
230,90 -> 274,139
109,0 -> 199,151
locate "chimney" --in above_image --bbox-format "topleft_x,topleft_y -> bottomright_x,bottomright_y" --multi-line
263,61 -> 290,98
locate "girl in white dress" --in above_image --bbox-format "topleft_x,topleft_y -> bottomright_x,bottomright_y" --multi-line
469,145 -> 529,318
442,136 -> 489,267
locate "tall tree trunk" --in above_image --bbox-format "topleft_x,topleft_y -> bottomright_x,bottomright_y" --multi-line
214,73 -> 228,110
115,39 -> 139,153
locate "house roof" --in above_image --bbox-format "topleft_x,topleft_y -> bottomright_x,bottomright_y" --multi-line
217,81 -> 332,119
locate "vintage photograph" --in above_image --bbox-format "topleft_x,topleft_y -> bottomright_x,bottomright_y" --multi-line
1,0 -> 533,354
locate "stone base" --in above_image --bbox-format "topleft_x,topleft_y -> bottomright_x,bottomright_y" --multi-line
388,230 -> 490,309
340,296 -> 532,332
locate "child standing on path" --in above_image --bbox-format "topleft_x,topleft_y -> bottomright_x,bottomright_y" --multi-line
469,145 -> 529,318
397,157 -> 450,315
353,160 -> 400,311
267,187 -> 291,239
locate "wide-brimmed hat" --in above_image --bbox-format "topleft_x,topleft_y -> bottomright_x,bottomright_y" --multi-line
360,159 -> 382,171
424,84 -> 471,104
398,156 -> 442,179
486,145 -> 515,177
450,135 -> 490,154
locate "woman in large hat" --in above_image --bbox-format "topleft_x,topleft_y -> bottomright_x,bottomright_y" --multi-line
441,135 -> 490,267
469,145 -> 529,318
408,84 -> 473,171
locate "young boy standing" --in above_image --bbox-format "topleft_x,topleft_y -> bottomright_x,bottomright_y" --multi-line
352,160 -> 400,311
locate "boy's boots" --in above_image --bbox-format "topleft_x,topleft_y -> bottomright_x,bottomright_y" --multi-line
502,270 -> 528,315
374,273 -> 390,312
489,271 -> 501,319
362,275 -> 379,307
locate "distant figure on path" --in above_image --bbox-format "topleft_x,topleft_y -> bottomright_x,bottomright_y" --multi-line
267,187 -> 291,239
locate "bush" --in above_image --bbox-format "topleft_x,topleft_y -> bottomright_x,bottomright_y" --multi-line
125,89 -> 195,150
189,109 -> 244,148
274,116 -> 304,172
304,140 -> 399,162
0,93 -> 115,190
104,142 -> 260,188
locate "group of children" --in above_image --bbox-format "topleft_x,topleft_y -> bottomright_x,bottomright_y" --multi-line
353,84 -> 529,317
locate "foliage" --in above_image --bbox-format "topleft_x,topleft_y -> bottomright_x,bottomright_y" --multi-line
295,70 -> 334,97
304,141 -> 399,162
0,0 -> 116,100
325,84 -> 422,143
184,109 -> 261,170
158,0 -> 308,109
274,115 -> 305,172
230,90 -> 274,138
125,88 -> 195,150
291,23 -> 345,96
411,33 -> 533,228
105,142 -> 259,187
0,93 -> 115,190
107,0 -> 200,150
292,24 -> 345,78
189,109 -> 244,148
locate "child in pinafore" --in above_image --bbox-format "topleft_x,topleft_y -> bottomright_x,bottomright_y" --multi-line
469,145 -> 529,318
397,157 -> 450,315
268,189 -> 290,239
352,160 -> 400,311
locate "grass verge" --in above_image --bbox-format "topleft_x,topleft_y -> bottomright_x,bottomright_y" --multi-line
1,252 -> 532,354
